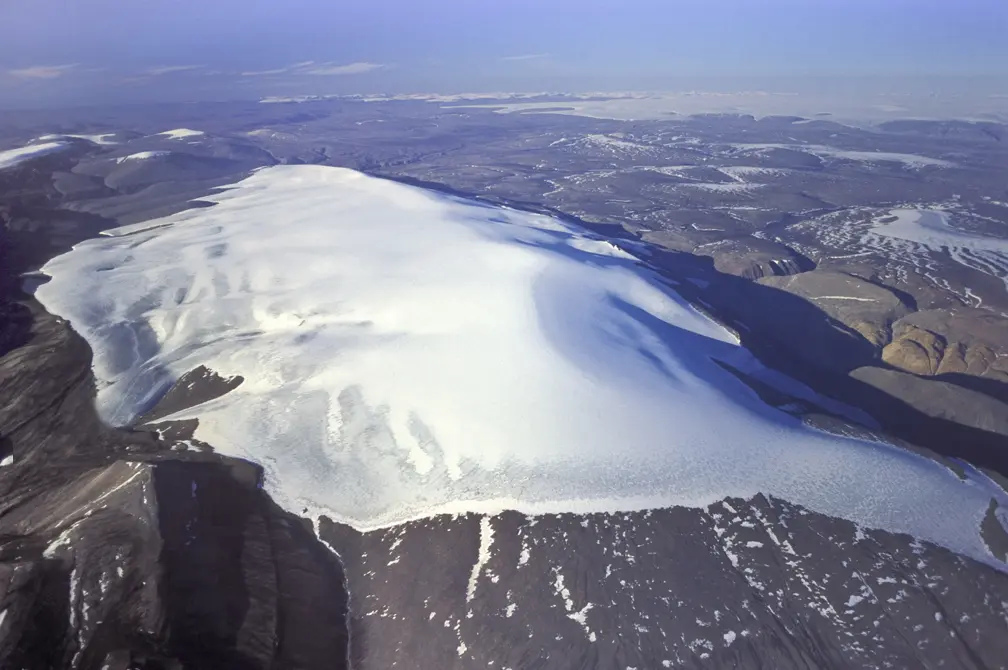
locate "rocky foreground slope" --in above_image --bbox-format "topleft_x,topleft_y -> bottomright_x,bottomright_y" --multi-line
0,303 -> 350,669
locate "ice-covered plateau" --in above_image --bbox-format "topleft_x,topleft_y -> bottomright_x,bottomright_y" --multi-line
36,165 -> 1007,559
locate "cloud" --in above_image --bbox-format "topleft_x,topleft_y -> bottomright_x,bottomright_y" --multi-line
240,61 -> 386,77
302,62 -> 385,76
501,53 -> 549,62
240,67 -> 291,77
8,64 -> 78,79
146,65 -> 204,76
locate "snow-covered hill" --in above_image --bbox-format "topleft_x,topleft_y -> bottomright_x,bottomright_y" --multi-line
36,165 -> 1005,560
0,141 -> 67,170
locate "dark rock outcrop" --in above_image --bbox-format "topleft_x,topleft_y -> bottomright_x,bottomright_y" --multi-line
760,270 -> 914,350
884,309 -> 1008,389
0,302 -> 351,670
320,497 -> 1008,670
641,230 -> 813,281
709,237 -> 813,280
851,365 -> 1008,439
0,455 -> 352,669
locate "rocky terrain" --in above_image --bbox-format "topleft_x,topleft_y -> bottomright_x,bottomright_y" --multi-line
321,502 -> 1008,670
0,158 -> 349,669
1,100 -> 1008,668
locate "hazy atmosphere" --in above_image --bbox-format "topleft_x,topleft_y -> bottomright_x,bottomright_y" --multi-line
2,0 -> 1007,108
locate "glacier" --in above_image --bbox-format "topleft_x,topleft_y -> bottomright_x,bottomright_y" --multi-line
35,165 -> 1006,558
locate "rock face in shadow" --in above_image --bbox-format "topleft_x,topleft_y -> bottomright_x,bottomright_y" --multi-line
851,366 -> 1008,438
640,230 -> 814,281
708,237 -> 814,280
760,270 -> 914,350
153,460 -> 349,670
139,365 -> 245,425
0,460 -> 164,669
0,302 -> 349,668
625,240 -> 1008,472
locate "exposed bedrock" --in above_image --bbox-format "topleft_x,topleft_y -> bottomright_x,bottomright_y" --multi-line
709,238 -> 814,281
0,304 -> 350,670
320,498 -> 1008,670
0,456 -> 350,670
642,230 -> 814,281
759,270 -> 914,351
649,256 -> 1008,465
882,309 -> 1008,391
851,366 -> 1008,440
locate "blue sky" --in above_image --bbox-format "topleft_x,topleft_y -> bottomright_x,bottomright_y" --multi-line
1,0 -> 1006,107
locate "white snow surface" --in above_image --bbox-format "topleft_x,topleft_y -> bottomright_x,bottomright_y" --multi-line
35,165 -> 1005,557
0,141 -> 67,170
716,166 -> 792,181
39,133 -> 117,145
116,151 -> 169,164
155,128 -> 204,140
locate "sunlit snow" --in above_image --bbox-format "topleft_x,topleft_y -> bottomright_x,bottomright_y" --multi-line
116,151 -> 170,164
0,141 -> 66,170
155,128 -> 204,140
36,166 -> 1005,557
39,133 -> 118,145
